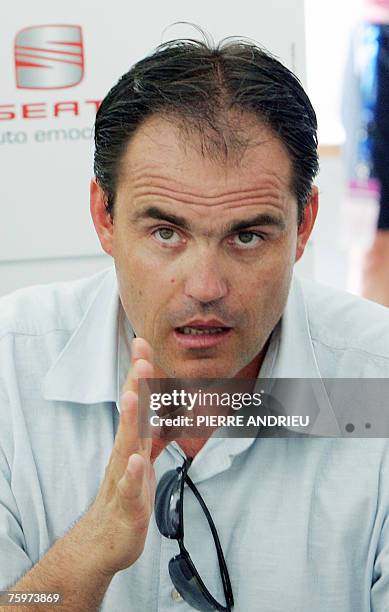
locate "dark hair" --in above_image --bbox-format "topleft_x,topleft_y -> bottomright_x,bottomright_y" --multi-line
94,34 -> 319,224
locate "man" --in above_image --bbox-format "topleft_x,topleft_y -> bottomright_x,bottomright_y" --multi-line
1,36 -> 389,612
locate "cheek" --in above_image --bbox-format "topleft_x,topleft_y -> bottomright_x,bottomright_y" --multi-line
118,246 -> 184,309
234,248 -> 293,316
114,245 -> 176,327
114,234 -> 153,288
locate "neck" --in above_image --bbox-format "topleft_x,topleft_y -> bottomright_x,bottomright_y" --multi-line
154,339 -> 272,458
176,438 -> 209,459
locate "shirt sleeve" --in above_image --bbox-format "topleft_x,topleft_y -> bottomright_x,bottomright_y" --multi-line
0,347 -> 32,590
371,446 -> 389,612
0,442 -> 33,589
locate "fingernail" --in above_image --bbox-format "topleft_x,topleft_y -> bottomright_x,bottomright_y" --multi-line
131,339 -> 142,362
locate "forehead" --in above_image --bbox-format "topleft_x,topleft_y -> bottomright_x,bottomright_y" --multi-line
116,114 -> 294,211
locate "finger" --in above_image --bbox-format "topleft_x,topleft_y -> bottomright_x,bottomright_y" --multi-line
129,359 -> 155,453
126,337 -> 155,399
130,337 -> 154,366
122,339 -> 157,456
110,390 -> 140,479
113,359 -> 154,471
117,453 -> 150,518
124,358 -> 154,396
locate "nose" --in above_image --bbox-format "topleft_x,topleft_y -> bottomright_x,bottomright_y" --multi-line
183,250 -> 228,304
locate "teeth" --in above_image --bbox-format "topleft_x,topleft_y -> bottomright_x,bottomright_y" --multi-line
181,326 -> 225,335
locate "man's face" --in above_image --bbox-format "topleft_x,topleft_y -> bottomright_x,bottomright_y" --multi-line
92,114 -> 316,378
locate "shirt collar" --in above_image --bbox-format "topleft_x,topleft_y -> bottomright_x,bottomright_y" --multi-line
270,273 -> 341,436
42,266 -> 125,404
42,267 -> 340,435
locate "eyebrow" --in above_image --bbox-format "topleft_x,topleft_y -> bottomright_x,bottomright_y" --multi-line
132,205 -> 286,233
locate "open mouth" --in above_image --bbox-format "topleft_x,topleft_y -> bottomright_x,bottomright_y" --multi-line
175,325 -> 230,336
174,325 -> 233,348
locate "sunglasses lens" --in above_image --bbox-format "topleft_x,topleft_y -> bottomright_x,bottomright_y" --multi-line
154,469 -> 182,537
169,555 -> 218,611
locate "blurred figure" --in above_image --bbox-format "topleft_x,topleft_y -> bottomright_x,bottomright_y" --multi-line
343,0 -> 389,306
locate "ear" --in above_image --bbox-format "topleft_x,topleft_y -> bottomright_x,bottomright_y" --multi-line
295,186 -> 319,263
90,178 -> 114,257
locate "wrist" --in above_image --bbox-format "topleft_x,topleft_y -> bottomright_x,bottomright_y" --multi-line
65,506 -> 117,582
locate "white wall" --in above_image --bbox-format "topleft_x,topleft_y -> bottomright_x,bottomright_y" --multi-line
1,254 -> 112,296
311,153 -> 348,291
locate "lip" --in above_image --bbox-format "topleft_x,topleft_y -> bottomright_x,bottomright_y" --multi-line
177,318 -> 230,328
173,327 -> 233,349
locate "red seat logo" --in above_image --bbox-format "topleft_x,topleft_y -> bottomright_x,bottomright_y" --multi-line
15,25 -> 84,89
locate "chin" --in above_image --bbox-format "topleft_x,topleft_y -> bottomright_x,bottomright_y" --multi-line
170,363 -> 236,380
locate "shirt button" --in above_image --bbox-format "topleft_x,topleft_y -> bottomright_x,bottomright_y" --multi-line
171,587 -> 183,602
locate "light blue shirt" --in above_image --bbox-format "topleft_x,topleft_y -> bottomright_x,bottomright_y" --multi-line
1,267 -> 389,611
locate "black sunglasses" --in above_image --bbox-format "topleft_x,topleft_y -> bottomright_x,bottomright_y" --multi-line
154,456 -> 234,611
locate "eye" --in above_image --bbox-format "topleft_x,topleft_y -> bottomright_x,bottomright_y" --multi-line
153,227 -> 182,246
231,231 -> 263,248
